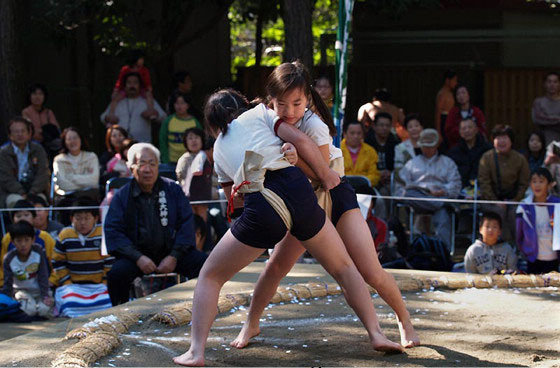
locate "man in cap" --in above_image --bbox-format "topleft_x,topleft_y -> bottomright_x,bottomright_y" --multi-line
397,129 -> 461,249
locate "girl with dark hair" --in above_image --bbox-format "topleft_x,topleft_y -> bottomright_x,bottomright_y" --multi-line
444,84 -> 487,149
313,75 -> 334,110
99,125 -> 129,184
174,88 -> 403,366
524,131 -> 546,173
21,83 -> 60,143
231,61 -> 419,350
159,92 -> 203,164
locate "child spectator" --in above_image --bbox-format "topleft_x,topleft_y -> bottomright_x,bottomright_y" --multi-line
176,128 -> 212,222
160,92 -> 203,164
108,49 -> 155,118
516,167 -> 560,274
99,125 -> 129,185
0,200 -> 56,288
523,131 -> 546,174
53,198 -> 113,285
105,138 -> 135,179
1,221 -> 54,318
464,211 -> 517,274
27,194 -> 64,238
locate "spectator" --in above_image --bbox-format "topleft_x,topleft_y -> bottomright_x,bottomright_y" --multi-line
447,118 -> 493,191
104,143 -> 207,305
100,72 -> 166,143
394,113 -> 424,181
108,50 -> 155,119
166,71 -> 202,121
21,83 -> 62,164
365,112 -> 400,196
522,131 -> 546,174
464,211 -> 517,274
357,101 -> 376,130
435,69 -> 458,142
444,84 -> 487,149
52,199 -> 114,286
544,140 -> 560,196
53,127 -> 99,199
0,200 -> 57,288
105,138 -> 135,179
397,129 -> 461,249
99,125 -> 129,185
532,72 -> 560,145
314,75 -> 334,111
0,117 -> 50,208
160,92 -> 203,165
340,120 -> 380,187
371,88 -> 408,141
27,194 -> 64,239
1,221 -> 54,318
478,125 -> 530,243
516,167 -> 560,274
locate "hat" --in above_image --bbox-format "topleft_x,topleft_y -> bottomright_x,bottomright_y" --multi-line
417,129 -> 439,148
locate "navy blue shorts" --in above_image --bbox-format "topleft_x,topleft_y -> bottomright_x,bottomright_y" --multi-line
330,177 -> 360,226
231,167 -> 326,249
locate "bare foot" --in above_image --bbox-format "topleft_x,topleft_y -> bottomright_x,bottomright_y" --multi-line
371,332 -> 405,353
230,323 -> 260,349
173,349 -> 204,367
398,319 -> 420,348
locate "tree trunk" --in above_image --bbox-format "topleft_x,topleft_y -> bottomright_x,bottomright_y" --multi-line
0,0 -> 24,142
282,0 -> 313,68
255,3 -> 264,67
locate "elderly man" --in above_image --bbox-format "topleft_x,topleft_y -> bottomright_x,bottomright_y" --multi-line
100,72 -> 166,143
104,143 -> 207,305
0,117 -> 50,208
398,129 -> 461,249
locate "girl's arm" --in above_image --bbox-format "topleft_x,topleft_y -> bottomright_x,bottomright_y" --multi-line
295,144 -> 330,180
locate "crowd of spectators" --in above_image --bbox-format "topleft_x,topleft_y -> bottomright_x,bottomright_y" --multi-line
1,58 -> 559,321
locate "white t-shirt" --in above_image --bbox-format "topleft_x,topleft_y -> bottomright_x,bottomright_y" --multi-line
214,104 -> 284,183
8,251 -> 42,297
295,110 -> 343,162
535,205 -> 557,261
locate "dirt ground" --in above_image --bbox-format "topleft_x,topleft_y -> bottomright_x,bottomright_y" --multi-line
89,287 -> 560,367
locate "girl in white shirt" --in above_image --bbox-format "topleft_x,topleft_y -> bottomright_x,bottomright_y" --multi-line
231,62 -> 419,350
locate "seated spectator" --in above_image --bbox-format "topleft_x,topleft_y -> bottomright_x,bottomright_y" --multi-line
52,199 -> 114,286
544,140 -> 560,196
0,117 -> 50,208
104,143 -> 208,305
435,70 -> 458,143
0,200 -> 57,288
99,125 -> 129,185
444,85 -> 487,149
447,118 -> 492,192
397,129 -> 461,249
21,83 -> 62,164
532,72 -> 560,145
27,194 -> 64,238
100,72 -> 166,143
522,131 -> 546,174
1,221 -> 54,318
108,50 -> 155,120
371,88 -> 408,141
478,125 -> 529,243
394,113 -> 424,181
314,75 -> 334,111
340,120 -> 380,187
160,92 -> 203,165
516,167 -> 560,274
105,138 -> 135,179
176,128 -> 213,222
464,211 -> 517,274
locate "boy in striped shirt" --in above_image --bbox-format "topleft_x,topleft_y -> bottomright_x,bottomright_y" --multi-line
52,199 -> 114,286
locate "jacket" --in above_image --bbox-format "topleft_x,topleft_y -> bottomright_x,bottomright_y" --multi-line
364,131 -> 400,171
447,134 -> 492,188
340,139 -> 380,187
0,142 -> 50,207
516,194 -> 560,262
104,177 -> 196,263
53,151 -> 99,194
397,153 -> 461,198
478,149 -> 530,201
464,239 -> 517,274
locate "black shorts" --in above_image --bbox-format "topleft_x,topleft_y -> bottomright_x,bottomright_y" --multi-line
330,177 -> 360,226
231,167 -> 326,249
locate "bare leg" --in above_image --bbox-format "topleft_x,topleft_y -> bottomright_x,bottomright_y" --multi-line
336,209 -> 420,347
231,234 -> 305,348
302,219 -> 403,352
173,230 -> 265,366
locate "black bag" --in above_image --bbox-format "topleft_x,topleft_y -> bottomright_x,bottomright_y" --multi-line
387,216 -> 409,258
406,234 -> 453,271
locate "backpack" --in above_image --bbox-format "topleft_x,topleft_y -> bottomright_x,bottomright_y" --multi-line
406,234 -> 453,271
0,293 -> 20,318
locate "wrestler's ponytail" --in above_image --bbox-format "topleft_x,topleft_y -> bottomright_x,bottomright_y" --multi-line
204,89 -> 249,136
266,60 -> 336,136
